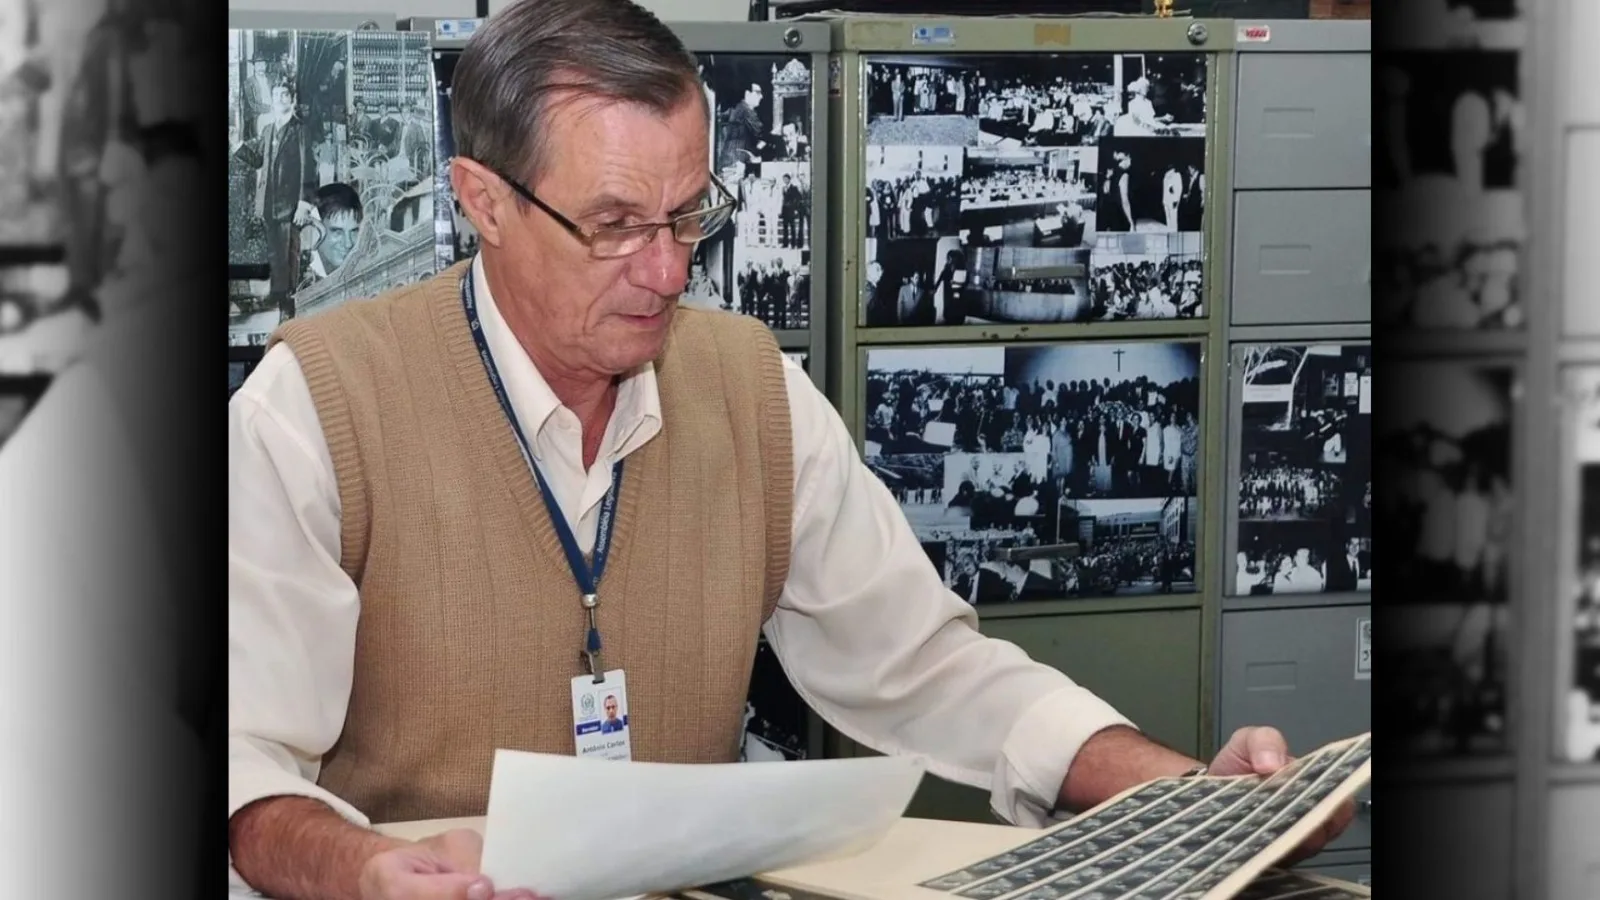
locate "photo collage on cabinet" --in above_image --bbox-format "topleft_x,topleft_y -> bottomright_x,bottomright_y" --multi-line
228,29 -> 440,348
1563,367 -> 1600,764
1232,345 -> 1372,597
687,53 -> 818,749
0,0 -> 73,422
229,358 -> 259,400
680,53 -> 814,331
738,639 -> 809,762
0,375 -> 49,450
430,48 -> 478,268
864,341 -> 1201,604
1374,6 -> 1523,331
1376,360 -> 1516,758
861,52 -> 1206,327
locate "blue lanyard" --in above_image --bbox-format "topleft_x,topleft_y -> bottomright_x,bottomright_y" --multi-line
460,272 -> 623,681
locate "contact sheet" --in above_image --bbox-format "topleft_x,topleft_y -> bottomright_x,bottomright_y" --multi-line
912,734 -> 1370,900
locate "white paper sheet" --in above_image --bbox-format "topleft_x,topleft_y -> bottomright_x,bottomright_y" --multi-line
479,749 -> 927,900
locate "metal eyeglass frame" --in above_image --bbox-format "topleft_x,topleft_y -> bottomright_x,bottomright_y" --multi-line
490,166 -> 738,259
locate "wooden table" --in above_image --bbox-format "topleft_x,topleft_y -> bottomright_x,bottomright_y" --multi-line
375,815 -> 1037,897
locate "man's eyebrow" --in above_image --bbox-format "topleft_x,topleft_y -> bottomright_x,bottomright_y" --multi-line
574,194 -> 646,218
670,184 -> 713,214
576,184 -> 712,220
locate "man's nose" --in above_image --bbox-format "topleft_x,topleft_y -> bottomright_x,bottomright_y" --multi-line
629,227 -> 691,296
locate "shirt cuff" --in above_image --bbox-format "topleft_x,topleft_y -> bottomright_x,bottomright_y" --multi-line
988,685 -> 1138,828
228,748 -> 371,894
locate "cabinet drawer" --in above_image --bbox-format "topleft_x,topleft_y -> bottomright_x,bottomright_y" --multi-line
1230,189 -> 1370,325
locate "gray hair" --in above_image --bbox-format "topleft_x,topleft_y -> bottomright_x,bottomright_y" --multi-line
451,0 -> 706,188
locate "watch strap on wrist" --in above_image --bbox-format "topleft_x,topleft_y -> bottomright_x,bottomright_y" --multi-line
1179,764 -> 1208,778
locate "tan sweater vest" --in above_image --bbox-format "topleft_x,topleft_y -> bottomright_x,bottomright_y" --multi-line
267,261 -> 794,823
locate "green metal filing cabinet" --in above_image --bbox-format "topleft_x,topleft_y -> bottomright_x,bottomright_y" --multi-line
1218,19 -> 1371,880
818,13 -> 1236,821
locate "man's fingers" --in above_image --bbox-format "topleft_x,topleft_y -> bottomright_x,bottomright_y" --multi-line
1278,798 -> 1356,867
391,872 -> 495,900
1211,726 -> 1292,777
428,828 -> 486,872
1320,798 -> 1357,843
1240,726 -> 1290,774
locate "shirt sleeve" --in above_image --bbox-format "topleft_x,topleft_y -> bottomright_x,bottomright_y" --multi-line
764,360 -> 1136,827
228,344 -> 372,892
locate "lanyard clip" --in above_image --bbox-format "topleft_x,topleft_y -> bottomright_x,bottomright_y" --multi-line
582,648 -> 605,683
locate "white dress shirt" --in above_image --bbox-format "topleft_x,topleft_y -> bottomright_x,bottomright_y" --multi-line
228,257 -> 1133,889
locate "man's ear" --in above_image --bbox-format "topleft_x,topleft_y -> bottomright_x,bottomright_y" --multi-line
451,157 -> 507,247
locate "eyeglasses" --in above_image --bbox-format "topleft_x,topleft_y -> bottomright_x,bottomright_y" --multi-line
491,166 -> 736,259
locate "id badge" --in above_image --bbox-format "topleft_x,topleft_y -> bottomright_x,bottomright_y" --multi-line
570,670 -> 632,761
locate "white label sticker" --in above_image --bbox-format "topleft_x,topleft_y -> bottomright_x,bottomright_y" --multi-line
1238,24 -> 1272,43
435,18 -> 481,39
1355,618 -> 1372,680
829,57 -> 842,96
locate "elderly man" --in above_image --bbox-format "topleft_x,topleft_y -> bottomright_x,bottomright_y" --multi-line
227,1 -> 1352,898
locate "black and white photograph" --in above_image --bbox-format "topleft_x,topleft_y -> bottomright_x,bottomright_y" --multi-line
1375,50 -> 1523,331
860,54 -> 1208,329
1233,344 -> 1373,597
861,236 -> 975,327
956,851 -> 1032,881
1377,361 -> 1513,607
228,358 -> 258,400
1090,233 -> 1204,321
866,143 -> 963,243
1236,871 -> 1300,900
971,51 -> 1204,144
228,29 -> 441,348
429,48 -> 478,267
863,53 -> 1204,149
0,373 -> 48,452
920,786 -> 1178,892
1378,52 -> 1519,192
1562,367 -> 1600,763
955,875 -> 1026,899
0,0 -> 61,251
1376,365 -> 1513,758
863,342 -> 1200,604
686,53 -> 812,332
863,57 -> 985,148
960,147 -> 1099,247
1093,138 -> 1205,235
737,638 -> 808,762
0,1 -> 206,383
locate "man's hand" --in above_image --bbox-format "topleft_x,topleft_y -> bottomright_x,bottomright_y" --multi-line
1207,727 -> 1358,866
358,828 -> 544,900
231,796 -> 546,900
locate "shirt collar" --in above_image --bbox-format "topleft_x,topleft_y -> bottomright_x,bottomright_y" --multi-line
471,255 -> 662,460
